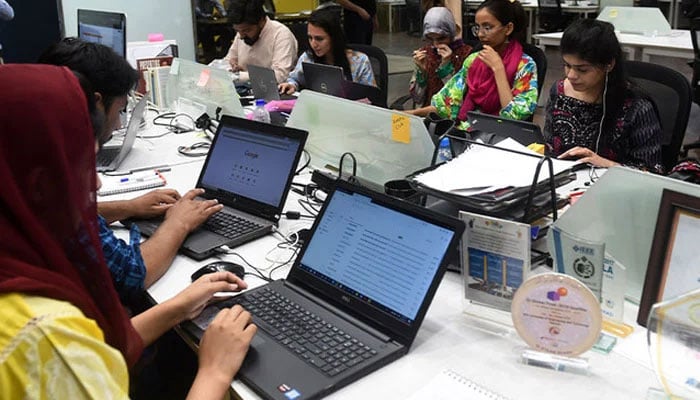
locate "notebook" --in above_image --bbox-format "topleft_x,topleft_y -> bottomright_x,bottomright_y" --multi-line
247,64 -> 296,101
302,62 -> 383,106
466,111 -> 545,147
186,179 -> 465,400
408,369 -> 511,400
132,115 -> 307,260
96,95 -> 148,172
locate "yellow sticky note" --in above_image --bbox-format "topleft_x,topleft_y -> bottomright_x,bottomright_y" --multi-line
391,114 -> 410,144
608,8 -> 618,18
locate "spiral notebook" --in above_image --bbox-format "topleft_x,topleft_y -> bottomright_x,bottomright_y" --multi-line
97,170 -> 166,196
408,369 -> 511,400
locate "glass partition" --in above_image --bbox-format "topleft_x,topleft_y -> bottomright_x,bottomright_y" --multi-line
166,58 -> 244,118
549,167 -> 700,303
597,6 -> 672,36
287,90 -> 434,187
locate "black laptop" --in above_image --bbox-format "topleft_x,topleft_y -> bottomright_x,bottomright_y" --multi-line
302,62 -> 383,106
96,95 -> 147,172
467,111 -> 545,147
187,179 -> 465,400
247,64 -> 297,101
133,115 -> 307,260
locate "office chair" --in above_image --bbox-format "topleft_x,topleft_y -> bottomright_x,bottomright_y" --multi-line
347,43 -> 389,108
681,17 -> 700,157
537,0 -> 573,33
286,21 -> 309,57
625,60 -> 692,172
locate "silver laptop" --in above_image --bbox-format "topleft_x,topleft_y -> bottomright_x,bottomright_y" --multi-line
131,115 -> 308,260
96,95 -> 148,172
247,64 -> 296,101
186,180 -> 465,400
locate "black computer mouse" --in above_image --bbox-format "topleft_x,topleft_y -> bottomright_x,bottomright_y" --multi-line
191,261 -> 246,281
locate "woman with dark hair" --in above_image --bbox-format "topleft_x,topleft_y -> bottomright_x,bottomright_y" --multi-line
408,7 -> 472,108
407,0 -> 538,131
279,8 -> 376,94
544,19 -> 663,172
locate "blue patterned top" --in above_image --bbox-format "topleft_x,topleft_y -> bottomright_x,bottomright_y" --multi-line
286,50 -> 377,90
97,215 -> 146,303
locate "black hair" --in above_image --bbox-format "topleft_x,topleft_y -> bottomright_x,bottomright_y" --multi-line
306,8 -> 352,81
561,19 -> 626,136
476,0 -> 528,44
70,70 -> 106,144
37,38 -> 138,111
228,0 -> 266,25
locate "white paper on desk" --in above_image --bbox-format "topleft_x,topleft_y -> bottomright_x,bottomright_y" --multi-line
414,138 -> 577,194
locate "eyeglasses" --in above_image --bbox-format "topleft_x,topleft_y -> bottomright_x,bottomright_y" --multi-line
424,35 -> 449,44
471,24 -> 502,36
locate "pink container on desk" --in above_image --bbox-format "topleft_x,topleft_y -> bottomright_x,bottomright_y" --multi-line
148,33 -> 164,42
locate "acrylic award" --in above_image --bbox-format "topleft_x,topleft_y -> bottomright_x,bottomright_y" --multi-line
511,273 -> 602,374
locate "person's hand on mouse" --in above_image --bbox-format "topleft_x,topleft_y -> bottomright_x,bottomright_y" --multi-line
557,146 -> 619,168
163,188 -> 223,234
125,188 -> 181,219
191,305 -> 257,398
173,271 -> 248,321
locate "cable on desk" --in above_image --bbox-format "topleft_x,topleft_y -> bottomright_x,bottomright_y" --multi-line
153,112 -> 197,134
295,149 -> 311,175
338,152 -> 357,180
216,246 -> 272,282
177,142 -> 210,157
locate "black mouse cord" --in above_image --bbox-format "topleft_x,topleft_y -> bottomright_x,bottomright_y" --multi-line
216,246 -> 272,282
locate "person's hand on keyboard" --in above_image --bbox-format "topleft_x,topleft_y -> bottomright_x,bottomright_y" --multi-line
192,304 -> 258,398
125,188 -> 181,219
163,188 -> 224,233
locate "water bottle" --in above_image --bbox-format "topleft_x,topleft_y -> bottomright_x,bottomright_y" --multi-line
437,137 -> 452,162
252,99 -> 271,123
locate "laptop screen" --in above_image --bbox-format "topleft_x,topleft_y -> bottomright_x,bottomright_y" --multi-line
199,121 -> 303,207
77,9 -> 127,58
297,188 -> 455,324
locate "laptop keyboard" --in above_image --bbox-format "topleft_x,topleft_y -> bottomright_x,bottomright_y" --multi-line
96,147 -> 119,166
236,287 -> 378,377
204,212 -> 263,238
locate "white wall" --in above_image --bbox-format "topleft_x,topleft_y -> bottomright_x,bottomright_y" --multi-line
61,0 -> 196,61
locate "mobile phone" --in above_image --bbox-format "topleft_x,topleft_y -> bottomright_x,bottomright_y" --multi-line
432,46 -> 439,56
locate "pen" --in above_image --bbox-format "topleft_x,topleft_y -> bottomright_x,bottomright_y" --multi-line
119,171 -> 163,183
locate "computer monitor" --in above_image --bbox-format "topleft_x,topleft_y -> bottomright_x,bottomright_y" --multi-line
77,9 -> 127,57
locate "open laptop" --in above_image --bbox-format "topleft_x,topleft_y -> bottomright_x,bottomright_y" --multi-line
132,115 -> 308,260
185,179 -> 465,400
96,94 -> 148,172
302,62 -> 383,106
247,64 -> 297,101
467,111 -> 545,147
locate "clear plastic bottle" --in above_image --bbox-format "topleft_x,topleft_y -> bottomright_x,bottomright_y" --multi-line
252,99 -> 271,123
437,137 -> 452,162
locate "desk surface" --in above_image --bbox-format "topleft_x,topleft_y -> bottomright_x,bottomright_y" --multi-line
116,118 -> 659,400
134,164 -> 658,400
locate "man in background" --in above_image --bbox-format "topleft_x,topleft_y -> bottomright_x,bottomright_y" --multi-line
224,0 -> 297,83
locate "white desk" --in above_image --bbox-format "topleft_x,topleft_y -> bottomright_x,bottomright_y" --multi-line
137,163 -> 659,400
534,29 -> 693,62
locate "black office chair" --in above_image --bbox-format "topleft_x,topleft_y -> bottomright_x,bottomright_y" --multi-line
347,43 -> 389,108
286,21 -> 309,57
681,17 -> 700,157
537,0 -> 573,33
625,60 -> 693,172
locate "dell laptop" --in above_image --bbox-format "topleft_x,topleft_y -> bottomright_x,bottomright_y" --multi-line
186,179 -> 465,399
133,115 -> 308,260
467,111 -> 546,147
96,94 -> 147,172
302,62 -> 383,106
247,64 -> 296,101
